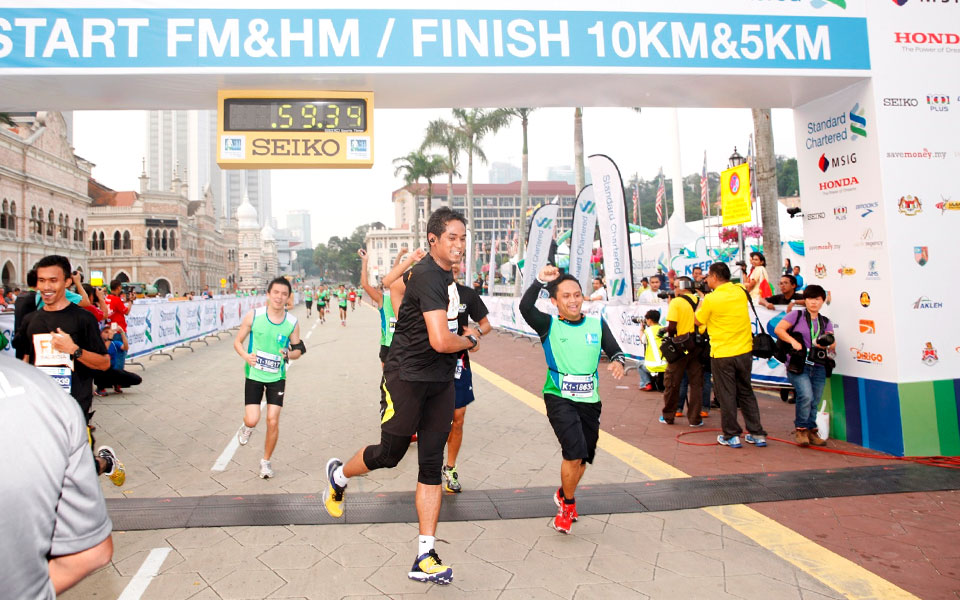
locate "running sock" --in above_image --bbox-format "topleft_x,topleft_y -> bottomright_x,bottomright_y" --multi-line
418,535 -> 435,556
332,465 -> 349,487
563,494 -> 576,505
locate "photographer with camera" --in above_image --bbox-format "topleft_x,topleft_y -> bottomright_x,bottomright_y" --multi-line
774,284 -> 835,447
659,277 -> 705,427
632,309 -> 666,392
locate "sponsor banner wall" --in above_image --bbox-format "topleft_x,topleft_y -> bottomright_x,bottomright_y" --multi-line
521,202 -> 560,293
0,295 -> 271,359
866,1 -> 960,385
793,80 -> 899,383
569,185 -> 598,294
481,295 -> 792,387
588,154 -> 634,305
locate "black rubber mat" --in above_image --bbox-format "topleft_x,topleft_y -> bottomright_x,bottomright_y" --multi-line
106,463 -> 960,531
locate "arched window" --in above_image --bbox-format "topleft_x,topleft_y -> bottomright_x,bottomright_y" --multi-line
98,231 -> 105,250
161,230 -> 168,251
169,230 -> 176,251
113,230 -> 121,250
123,230 -> 131,250
79,219 -> 84,240
1,200 -> 7,230
154,230 -> 161,251
73,218 -> 79,241
63,213 -> 70,239
145,229 -> 153,250
8,201 -> 13,231
47,209 -> 54,236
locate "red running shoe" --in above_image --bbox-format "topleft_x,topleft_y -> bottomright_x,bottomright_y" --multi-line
553,504 -> 573,534
553,487 -> 578,522
640,384 -> 654,392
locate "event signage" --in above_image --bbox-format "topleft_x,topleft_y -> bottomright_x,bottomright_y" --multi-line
569,185 -> 598,295
720,162 -> 752,226
520,201 -> 559,293
217,89 -> 374,169
0,9 -> 870,71
588,154 -> 634,305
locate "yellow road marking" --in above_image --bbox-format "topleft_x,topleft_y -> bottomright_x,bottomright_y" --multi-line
472,362 -> 919,600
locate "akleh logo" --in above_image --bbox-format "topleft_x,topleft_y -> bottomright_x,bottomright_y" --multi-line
914,296 -> 943,309
850,344 -> 883,365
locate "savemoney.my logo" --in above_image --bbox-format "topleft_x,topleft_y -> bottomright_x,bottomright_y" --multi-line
535,217 -> 554,228
850,103 -> 868,138
579,200 -> 596,214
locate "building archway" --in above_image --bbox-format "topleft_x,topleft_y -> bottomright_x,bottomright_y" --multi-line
114,271 -> 130,284
154,277 -> 171,296
1,261 -> 15,286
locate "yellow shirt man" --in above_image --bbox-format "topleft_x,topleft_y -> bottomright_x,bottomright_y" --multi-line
665,292 -> 700,336
694,282 -> 752,358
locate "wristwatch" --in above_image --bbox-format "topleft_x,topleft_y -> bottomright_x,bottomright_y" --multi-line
71,347 -> 83,360
465,334 -> 479,349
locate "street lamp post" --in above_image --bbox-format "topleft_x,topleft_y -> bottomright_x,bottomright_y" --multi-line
728,147 -> 747,281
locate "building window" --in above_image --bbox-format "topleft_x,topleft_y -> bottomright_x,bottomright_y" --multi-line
161,230 -> 168,251
123,230 -> 131,250
0,200 -> 6,230
113,230 -> 121,250
146,229 -> 152,250
90,232 -> 97,251
46,210 -> 54,236
169,230 -> 176,251
97,231 -> 104,250
154,230 -> 161,251
73,218 -> 79,241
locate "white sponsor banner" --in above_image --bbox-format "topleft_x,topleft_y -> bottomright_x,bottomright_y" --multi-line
588,154 -> 634,305
569,185 -> 598,294
521,202 -> 560,293
482,295 -> 794,387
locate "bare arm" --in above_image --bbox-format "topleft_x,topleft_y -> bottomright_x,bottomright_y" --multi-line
358,251 -> 383,307
476,316 -> 492,336
49,535 -> 113,594
119,329 -> 129,352
382,247 -> 425,288
233,311 -> 256,367
72,277 -> 92,308
389,278 -> 405,316
423,309 -> 476,354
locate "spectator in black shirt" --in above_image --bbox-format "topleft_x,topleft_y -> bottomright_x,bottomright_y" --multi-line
759,274 -> 804,310
324,208 -> 479,585
13,268 -> 38,359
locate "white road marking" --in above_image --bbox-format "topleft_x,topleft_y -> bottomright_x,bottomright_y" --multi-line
117,547 -> 171,600
305,330 -> 313,340
212,435 -> 240,472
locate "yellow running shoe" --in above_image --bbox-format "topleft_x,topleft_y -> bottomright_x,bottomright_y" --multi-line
408,549 -> 453,584
97,445 -> 126,487
324,458 -> 346,518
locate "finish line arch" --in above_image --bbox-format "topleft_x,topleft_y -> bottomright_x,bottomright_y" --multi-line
0,1 -> 956,456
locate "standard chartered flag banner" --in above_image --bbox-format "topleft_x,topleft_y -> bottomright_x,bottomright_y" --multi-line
521,201 -> 559,293
569,185 -> 598,294
588,154 -> 634,305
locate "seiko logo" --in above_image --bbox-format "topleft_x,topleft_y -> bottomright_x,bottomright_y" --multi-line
819,177 -> 859,191
251,138 -> 341,157
883,97 -> 919,107
806,212 -> 826,220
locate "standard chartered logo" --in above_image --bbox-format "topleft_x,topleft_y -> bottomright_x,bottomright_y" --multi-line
849,103 -> 867,138
144,314 -> 153,343
609,279 -> 627,297
535,217 -> 554,228
579,200 -> 596,214
175,308 -> 182,336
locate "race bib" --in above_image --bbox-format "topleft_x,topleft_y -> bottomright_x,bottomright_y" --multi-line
254,350 -> 282,373
455,358 -> 464,380
388,317 -> 397,334
38,366 -> 72,393
561,374 -> 595,399
32,333 -> 73,369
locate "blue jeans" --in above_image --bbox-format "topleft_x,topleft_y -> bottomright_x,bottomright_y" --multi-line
679,371 -> 712,413
637,361 -> 652,387
786,363 -> 826,430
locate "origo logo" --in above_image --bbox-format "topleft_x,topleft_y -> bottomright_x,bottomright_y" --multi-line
859,319 -> 876,334
535,217 -> 554,228
849,103 -> 868,139
850,344 -> 883,365
818,152 -> 857,173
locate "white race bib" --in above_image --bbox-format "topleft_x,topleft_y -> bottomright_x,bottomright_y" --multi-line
254,350 -> 282,373
388,317 -> 397,334
560,374 -> 595,398
32,333 -> 73,369
455,357 -> 464,380
38,366 -> 72,393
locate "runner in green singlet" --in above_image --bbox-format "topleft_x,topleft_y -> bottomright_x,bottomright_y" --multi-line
316,285 -> 327,324
304,287 -> 313,318
358,246 -> 426,365
337,284 -> 349,326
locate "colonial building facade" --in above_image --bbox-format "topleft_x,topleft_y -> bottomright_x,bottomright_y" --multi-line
86,170 -> 239,295
0,111 -> 92,286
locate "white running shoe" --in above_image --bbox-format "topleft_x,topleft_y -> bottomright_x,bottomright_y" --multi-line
259,459 -> 274,479
237,425 -> 253,446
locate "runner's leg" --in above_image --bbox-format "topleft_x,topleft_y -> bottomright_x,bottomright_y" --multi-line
263,404 -> 281,461
446,407 -> 466,467
244,403 -> 262,429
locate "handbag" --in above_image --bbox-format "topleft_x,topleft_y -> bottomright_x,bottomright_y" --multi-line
743,288 -> 777,359
659,335 -> 686,364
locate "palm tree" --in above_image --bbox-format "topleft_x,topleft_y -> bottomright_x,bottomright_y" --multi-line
422,119 -> 462,207
449,108 -> 512,242
573,108 -> 584,194
393,150 -> 446,248
505,108 -> 536,294
752,108 -> 782,273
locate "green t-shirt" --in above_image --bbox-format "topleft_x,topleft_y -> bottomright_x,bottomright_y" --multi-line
541,315 -> 603,403
245,307 -> 298,383
379,290 -> 396,347
337,290 -> 348,307
305,290 -> 313,301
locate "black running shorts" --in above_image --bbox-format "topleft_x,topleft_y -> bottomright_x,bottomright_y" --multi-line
244,378 -> 286,407
454,365 -> 475,409
305,300 -> 312,309
543,393 -> 601,463
380,371 -> 454,437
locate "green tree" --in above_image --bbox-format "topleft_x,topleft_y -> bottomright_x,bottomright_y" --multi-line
393,151 -> 445,248
776,156 -> 799,197
449,108 -> 512,242
421,119 -> 462,206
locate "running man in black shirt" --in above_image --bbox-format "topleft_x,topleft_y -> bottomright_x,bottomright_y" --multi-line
324,208 -> 479,585
520,265 -> 625,534
20,255 -> 125,486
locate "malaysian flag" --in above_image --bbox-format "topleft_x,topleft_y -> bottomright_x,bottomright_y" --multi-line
700,151 -> 709,217
655,168 -> 665,225
632,183 -> 640,225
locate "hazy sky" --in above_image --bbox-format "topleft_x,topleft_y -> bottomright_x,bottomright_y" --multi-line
72,107 -> 797,245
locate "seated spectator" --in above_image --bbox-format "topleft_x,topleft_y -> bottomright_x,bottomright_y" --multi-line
588,277 -> 608,301
759,274 -> 804,310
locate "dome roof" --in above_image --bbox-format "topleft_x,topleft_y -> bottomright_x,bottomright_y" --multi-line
237,196 -> 259,229
261,224 -> 276,241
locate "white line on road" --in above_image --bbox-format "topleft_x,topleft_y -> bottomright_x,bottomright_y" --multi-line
212,436 -> 240,472
117,547 -> 171,600
305,330 -> 313,340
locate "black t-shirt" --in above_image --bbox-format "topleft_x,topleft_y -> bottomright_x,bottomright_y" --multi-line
13,291 -> 38,359
455,283 -> 489,370
21,303 -> 107,412
386,254 -> 459,382
764,291 -> 804,305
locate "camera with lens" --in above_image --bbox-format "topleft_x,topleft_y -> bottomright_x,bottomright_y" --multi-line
693,279 -> 710,294
816,333 -> 835,347
656,290 -> 673,300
